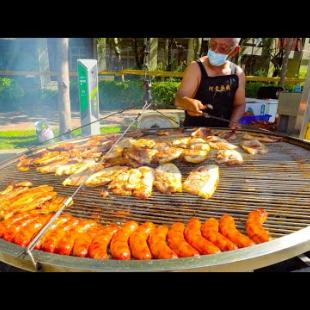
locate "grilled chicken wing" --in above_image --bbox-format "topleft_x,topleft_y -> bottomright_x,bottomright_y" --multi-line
183,165 -> 219,199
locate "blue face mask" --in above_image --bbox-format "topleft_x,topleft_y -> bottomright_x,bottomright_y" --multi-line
207,49 -> 228,66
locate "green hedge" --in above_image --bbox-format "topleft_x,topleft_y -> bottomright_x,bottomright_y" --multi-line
0,77 -> 301,113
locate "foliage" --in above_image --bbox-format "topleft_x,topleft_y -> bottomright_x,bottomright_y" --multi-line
98,80 -> 144,110
0,77 -> 24,110
151,81 -> 180,108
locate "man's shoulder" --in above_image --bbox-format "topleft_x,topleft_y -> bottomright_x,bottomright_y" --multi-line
229,61 -> 244,75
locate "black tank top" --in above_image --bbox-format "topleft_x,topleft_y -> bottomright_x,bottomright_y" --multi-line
183,59 -> 239,128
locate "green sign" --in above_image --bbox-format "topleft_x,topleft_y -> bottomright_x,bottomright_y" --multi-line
77,63 -> 88,119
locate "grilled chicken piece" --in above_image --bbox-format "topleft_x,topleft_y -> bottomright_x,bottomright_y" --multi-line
242,133 -> 282,143
182,142 -> 210,164
157,128 -> 184,136
183,148 -> 209,164
108,166 -> 155,199
16,156 -> 34,171
206,136 -> 238,150
36,158 -> 73,174
55,159 -> 97,176
171,137 -> 191,148
101,145 -> 124,161
62,170 -> 91,186
215,150 -> 244,165
126,147 -> 158,165
191,127 -> 213,138
240,139 -> 268,155
33,151 -> 69,166
153,143 -> 183,164
189,138 -> 208,146
183,165 -> 219,199
128,138 -> 156,149
47,142 -> 76,151
154,163 -> 182,193
85,166 -> 129,187
14,181 -> 33,187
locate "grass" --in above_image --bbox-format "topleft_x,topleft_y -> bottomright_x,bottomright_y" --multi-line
0,125 -> 121,150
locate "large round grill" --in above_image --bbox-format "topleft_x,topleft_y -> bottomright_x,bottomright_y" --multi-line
0,128 -> 309,272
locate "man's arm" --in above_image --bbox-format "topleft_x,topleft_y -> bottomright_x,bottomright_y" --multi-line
175,62 -> 206,117
229,69 -> 246,129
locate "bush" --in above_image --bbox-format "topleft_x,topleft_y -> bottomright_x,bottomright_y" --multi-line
98,80 -> 144,110
0,77 -> 24,111
151,81 -> 180,108
245,82 -> 276,98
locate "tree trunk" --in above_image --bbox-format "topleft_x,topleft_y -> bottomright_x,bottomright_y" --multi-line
149,38 -> 158,71
57,38 -> 71,136
186,38 -> 195,65
195,38 -> 202,59
166,38 -> 174,71
133,38 -> 143,69
293,38 -> 306,77
261,38 -> 274,75
279,38 -> 294,88
97,38 -> 107,71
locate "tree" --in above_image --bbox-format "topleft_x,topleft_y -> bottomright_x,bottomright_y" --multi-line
97,38 -> 107,71
149,38 -> 158,71
187,38 -> 203,65
57,38 -> 71,136
279,38 -> 294,88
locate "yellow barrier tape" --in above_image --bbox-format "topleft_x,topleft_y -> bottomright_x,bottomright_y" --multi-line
0,69 -> 305,84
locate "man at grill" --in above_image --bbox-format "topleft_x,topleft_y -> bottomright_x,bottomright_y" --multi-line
175,38 -> 246,130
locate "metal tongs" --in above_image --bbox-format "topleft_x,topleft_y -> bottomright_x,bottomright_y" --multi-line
202,104 -> 271,138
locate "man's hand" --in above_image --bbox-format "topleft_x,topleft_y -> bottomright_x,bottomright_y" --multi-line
183,97 -> 206,117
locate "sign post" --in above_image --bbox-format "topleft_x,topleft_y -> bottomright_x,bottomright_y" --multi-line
77,59 -> 100,136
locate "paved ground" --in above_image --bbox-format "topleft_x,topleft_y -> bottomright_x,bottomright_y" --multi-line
0,109 -> 184,131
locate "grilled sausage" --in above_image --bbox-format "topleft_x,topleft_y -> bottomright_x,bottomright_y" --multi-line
72,225 -> 101,257
88,224 -> 120,259
13,214 -> 52,247
0,213 -> 32,238
54,220 -> 97,256
40,218 -> 79,253
219,214 -> 255,248
34,215 -> 72,250
110,221 -> 139,260
167,222 -> 199,257
246,209 -> 271,243
2,214 -> 40,242
148,225 -> 178,259
129,222 -> 154,260
201,218 -> 238,251
184,218 -> 221,254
